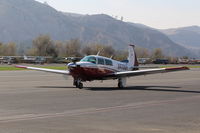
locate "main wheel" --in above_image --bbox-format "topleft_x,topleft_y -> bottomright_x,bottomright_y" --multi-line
118,82 -> 124,88
73,80 -> 78,86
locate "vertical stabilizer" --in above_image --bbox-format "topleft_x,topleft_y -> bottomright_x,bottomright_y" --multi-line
128,44 -> 139,70
24,55 -> 28,60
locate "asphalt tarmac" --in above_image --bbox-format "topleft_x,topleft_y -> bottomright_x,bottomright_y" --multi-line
0,68 -> 199,133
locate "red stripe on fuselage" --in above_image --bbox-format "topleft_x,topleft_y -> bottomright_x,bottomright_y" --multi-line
69,66 -> 116,81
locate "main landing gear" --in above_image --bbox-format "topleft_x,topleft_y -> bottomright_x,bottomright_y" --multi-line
118,78 -> 127,88
73,78 -> 127,89
73,79 -> 83,89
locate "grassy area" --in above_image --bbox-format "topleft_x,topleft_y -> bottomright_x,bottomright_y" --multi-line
0,66 -> 67,71
38,66 -> 67,70
159,65 -> 200,68
189,65 -> 200,68
0,66 -> 24,71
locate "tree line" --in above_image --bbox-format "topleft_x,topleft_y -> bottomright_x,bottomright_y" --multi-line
0,42 -> 16,56
0,34 -> 176,61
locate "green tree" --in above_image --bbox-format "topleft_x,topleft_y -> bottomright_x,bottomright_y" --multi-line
102,45 -> 115,58
114,50 -> 128,61
166,56 -> 178,64
64,39 -> 82,57
32,35 -> 57,57
0,42 -> 17,56
151,48 -> 164,59
82,43 -> 103,56
135,47 -> 149,58
0,42 -> 3,56
6,42 -> 16,56
55,41 -> 65,57
26,48 -> 37,56
82,43 -> 115,58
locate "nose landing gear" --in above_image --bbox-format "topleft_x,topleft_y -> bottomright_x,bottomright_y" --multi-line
74,78 -> 83,89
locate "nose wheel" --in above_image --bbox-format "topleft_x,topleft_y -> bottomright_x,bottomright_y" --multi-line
77,82 -> 83,89
74,79 -> 83,89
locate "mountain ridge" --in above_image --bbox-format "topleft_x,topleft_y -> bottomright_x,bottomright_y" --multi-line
161,26 -> 200,57
0,0 -> 197,57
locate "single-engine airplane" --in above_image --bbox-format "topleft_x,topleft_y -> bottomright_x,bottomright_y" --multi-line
16,45 -> 189,89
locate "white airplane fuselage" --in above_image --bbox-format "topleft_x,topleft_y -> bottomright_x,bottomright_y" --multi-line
68,55 -> 133,81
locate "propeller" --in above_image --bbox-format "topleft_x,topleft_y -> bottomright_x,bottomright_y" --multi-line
66,57 -> 82,70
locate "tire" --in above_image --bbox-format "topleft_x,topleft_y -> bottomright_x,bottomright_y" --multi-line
75,84 -> 79,88
78,83 -> 83,89
118,82 -> 123,88
73,80 -> 78,86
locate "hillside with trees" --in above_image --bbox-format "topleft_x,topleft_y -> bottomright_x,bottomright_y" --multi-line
25,35 -> 173,61
0,0 -> 196,57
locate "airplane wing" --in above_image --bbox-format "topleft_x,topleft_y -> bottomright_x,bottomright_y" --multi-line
111,66 -> 189,78
15,65 -> 70,75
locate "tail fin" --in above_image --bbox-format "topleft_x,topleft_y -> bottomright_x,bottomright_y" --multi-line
23,55 -> 28,60
128,44 -> 139,70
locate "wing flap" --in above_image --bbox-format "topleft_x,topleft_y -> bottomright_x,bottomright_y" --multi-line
113,66 -> 189,78
15,65 -> 70,75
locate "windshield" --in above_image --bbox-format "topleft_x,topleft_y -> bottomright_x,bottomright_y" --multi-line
80,56 -> 96,64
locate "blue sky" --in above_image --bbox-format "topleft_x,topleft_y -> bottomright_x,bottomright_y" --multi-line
35,0 -> 200,29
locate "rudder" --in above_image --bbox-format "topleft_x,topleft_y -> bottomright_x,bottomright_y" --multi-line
128,44 -> 139,70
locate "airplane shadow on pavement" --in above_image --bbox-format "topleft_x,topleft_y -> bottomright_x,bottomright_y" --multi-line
87,86 -> 200,94
37,86 -> 76,89
37,85 -> 200,94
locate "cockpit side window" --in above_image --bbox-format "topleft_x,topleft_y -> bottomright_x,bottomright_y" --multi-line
105,59 -> 113,66
98,58 -> 105,65
80,56 -> 96,64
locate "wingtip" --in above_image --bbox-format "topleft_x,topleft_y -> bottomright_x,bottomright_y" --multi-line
15,65 -> 27,69
182,66 -> 190,70
165,66 -> 190,71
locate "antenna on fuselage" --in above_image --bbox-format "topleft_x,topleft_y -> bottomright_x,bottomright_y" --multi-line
97,48 -> 104,56
110,55 -> 113,59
